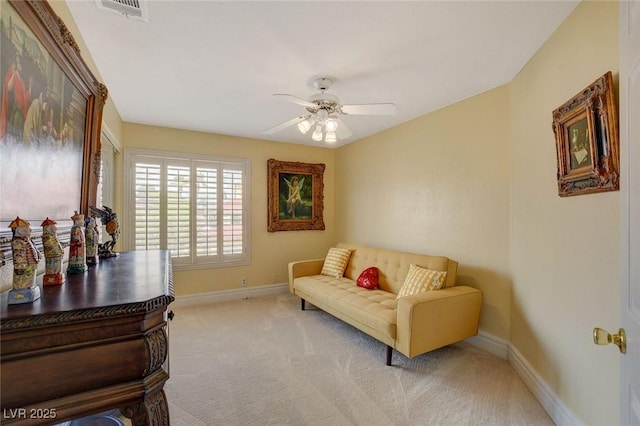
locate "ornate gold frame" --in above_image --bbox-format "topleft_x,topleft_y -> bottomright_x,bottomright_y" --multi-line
267,159 -> 325,232
552,71 -> 619,197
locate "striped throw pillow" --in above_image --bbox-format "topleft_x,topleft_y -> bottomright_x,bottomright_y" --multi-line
396,264 -> 447,299
321,247 -> 352,279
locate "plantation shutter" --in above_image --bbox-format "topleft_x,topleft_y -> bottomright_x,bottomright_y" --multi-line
166,162 -> 191,261
222,166 -> 244,258
196,164 -> 218,259
125,149 -> 250,269
134,160 -> 162,251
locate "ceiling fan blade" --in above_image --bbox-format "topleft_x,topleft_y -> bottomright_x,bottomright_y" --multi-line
336,118 -> 352,139
340,103 -> 397,116
262,115 -> 307,134
273,94 -> 316,108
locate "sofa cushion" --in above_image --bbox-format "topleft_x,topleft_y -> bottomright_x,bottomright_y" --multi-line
396,264 -> 447,299
293,275 -> 397,339
356,266 -> 379,289
321,247 -> 352,278
337,243 -> 458,293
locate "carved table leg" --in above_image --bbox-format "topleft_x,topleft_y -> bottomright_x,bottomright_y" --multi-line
122,388 -> 170,426
123,327 -> 170,425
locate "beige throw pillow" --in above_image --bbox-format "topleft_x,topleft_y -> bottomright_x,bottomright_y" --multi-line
396,264 -> 447,299
321,247 -> 352,279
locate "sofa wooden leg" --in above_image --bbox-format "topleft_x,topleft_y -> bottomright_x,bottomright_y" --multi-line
386,345 -> 393,366
301,298 -> 306,311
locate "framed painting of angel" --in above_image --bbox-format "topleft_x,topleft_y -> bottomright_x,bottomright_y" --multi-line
267,159 -> 325,232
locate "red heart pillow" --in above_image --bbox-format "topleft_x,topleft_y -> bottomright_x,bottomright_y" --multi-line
357,267 -> 379,289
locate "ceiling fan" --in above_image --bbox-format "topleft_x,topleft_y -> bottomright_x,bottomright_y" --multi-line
263,77 -> 397,143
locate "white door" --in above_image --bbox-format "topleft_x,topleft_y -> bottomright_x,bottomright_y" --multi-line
620,1 -> 640,424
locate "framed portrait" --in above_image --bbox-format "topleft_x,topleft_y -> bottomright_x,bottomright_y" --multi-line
552,71 -> 619,197
0,0 -> 107,256
267,159 -> 325,232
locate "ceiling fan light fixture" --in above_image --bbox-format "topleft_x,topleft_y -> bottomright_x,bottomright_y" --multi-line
325,117 -> 338,132
324,131 -> 337,143
297,117 -> 314,134
312,125 -> 323,142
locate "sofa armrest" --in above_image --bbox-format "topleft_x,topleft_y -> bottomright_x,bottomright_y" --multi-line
288,259 -> 324,294
395,286 -> 482,358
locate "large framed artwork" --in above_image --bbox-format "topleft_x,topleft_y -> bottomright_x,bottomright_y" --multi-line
267,159 -> 325,232
552,71 -> 619,197
0,0 -> 107,256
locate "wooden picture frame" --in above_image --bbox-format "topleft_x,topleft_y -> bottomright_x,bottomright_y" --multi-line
267,159 -> 325,232
552,71 -> 619,197
0,0 -> 107,257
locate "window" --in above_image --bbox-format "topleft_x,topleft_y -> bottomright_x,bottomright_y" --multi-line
123,149 -> 250,269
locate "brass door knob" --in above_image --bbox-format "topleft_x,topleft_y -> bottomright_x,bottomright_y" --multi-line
593,327 -> 626,354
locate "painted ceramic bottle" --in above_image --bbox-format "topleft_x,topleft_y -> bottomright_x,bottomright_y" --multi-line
41,217 -> 65,285
67,211 -> 87,274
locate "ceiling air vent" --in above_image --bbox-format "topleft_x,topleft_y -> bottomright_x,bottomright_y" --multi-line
96,0 -> 148,22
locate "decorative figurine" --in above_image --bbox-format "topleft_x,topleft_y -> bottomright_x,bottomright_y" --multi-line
8,217 -> 42,304
85,216 -> 99,265
67,211 -> 87,274
90,205 -> 120,258
41,217 -> 65,285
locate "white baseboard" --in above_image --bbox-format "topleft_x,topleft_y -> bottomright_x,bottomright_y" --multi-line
171,282 -> 289,309
508,344 -> 582,426
465,331 -> 509,359
466,331 -> 581,426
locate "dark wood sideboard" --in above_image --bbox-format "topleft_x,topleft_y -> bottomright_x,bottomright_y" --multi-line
0,250 -> 174,425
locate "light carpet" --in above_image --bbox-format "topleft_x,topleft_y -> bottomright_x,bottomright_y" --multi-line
165,293 -> 553,426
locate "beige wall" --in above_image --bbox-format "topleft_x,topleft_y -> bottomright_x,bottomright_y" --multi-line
510,1 -> 619,424
122,123 -> 337,295
335,85 -> 512,340
336,2 -> 620,423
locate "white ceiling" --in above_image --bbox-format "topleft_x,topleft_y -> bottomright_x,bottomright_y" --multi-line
66,0 -> 579,148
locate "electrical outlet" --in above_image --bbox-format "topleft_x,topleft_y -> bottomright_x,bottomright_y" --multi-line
241,277 -> 248,287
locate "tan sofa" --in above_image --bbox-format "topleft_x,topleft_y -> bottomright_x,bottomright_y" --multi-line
288,243 -> 483,365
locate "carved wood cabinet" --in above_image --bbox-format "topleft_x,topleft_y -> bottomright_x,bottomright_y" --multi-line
0,250 -> 174,425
